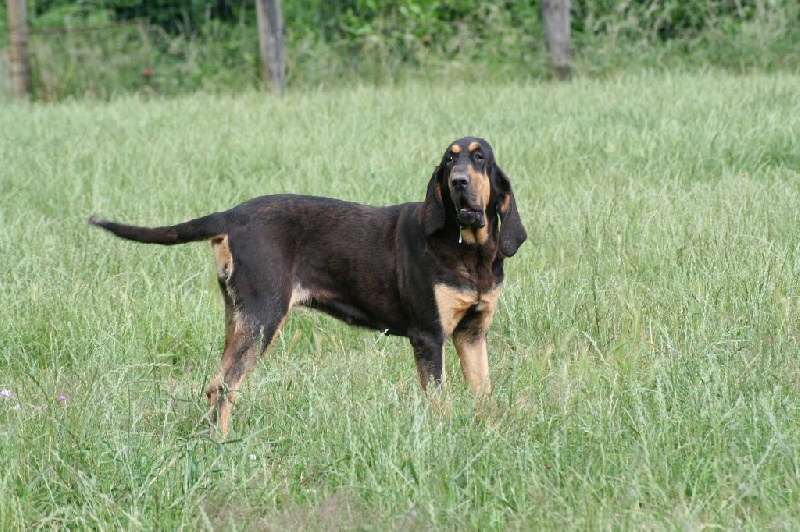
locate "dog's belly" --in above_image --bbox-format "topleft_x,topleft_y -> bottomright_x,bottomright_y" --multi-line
299,297 -> 407,336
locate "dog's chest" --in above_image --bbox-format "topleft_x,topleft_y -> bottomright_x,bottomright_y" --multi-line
451,252 -> 498,294
433,283 -> 501,336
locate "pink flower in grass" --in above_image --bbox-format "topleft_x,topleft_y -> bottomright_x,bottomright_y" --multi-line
57,395 -> 67,403
1,389 -> 12,399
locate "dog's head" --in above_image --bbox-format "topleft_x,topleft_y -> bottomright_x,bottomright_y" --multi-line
422,137 -> 527,257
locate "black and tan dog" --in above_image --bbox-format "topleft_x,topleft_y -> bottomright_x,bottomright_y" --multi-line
91,137 -> 527,438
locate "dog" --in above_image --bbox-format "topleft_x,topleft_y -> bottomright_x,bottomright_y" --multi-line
90,137 -> 527,438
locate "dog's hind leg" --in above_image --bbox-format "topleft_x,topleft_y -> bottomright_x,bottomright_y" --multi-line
205,301 -> 290,440
205,235 -> 292,440
204,275 -> 237,429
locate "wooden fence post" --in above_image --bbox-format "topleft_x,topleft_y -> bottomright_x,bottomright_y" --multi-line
542,0 -> 571,80
6,0 -> 32,97
255,0 -> 285,92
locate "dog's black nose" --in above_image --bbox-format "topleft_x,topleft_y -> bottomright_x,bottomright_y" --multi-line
451,176 -> 468,189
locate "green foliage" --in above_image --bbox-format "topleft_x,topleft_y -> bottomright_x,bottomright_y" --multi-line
2,0 -> 799,98
574,0 -> 799,39
1,72 -> 800,528
0,5 -> 6,47
29,0 -> 240,32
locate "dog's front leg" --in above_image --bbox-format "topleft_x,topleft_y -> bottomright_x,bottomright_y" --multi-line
452,330 -> 491,396
452,290 -> 499,399
409,330 -> 446,390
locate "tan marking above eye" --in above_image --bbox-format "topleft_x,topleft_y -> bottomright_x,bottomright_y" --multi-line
451,144 -> 462,154
468,141 -> 480,152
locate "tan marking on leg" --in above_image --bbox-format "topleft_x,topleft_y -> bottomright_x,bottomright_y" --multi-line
207,298 -> 237,427
208,332 -> 263,440
453,286 -> 501,395
216,366 -> 255,440
205,376 -> 221,421
216,390 -> 233,440
454,334 -> 490,394
479,286 -> 502,312
220,285 -> 237,357
206,315 -> 247,434
214,282 -> 304,432
211,235 -> 233,280
207,305 -> 292,440
434,284 -> 479,336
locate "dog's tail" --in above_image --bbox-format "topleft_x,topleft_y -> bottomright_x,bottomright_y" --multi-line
89,212 -> 227,245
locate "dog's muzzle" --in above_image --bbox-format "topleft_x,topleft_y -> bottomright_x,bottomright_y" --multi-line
454,193 -> 486,228
457,208 -> 485,228
451,172 -> 485,229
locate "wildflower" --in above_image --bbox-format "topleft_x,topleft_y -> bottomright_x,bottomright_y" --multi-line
0,389 -> 12,399
57,395 -> 67,403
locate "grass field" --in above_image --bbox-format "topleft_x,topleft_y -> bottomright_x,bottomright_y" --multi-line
1,71 -> 800,529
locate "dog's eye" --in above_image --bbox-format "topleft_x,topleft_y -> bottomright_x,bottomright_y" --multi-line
445,154 -> 455,164
473,152 -> 485,162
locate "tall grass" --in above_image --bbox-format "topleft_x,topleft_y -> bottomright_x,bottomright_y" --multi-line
1,71 -> 799,528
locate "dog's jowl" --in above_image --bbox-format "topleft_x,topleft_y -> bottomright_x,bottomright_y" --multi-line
91,137 -> 527,438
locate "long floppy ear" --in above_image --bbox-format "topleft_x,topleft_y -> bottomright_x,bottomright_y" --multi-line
494,164 -> 527,257
421,165 -> 446,235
